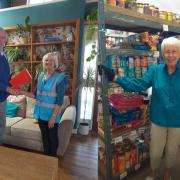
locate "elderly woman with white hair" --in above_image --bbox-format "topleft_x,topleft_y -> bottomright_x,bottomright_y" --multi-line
21,52 -> 67,157
99,37 -> 180,180
36,52 -> 67,157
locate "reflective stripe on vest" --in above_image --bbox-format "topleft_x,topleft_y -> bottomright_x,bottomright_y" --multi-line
36,90 -> 56,97
36,101 -> 54,109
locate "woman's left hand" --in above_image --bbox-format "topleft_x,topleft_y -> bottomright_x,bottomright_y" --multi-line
48,117 -> 55,128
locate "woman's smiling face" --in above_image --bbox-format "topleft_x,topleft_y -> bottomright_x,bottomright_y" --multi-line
44,56 -> 55,70
163,44 -> 180,68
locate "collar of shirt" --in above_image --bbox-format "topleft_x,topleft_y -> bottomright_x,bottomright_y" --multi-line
163,58 -> 180,72
0,49 -> 3,56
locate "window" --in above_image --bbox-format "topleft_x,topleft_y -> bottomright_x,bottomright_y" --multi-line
27,0 -> 56,5
80,25 -> 97,129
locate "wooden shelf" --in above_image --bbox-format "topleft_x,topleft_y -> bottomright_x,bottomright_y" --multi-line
106,48 -> 154,56
98,120 -> 150,141
5,19 -> 80,104
10,61 -> 30,64
32,41 -> 75,46
32,61 -> 42,63
6,44 -> 31,47
104,5 -> 180,34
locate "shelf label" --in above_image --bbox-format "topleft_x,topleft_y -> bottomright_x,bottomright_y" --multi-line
130,130 -> 136,136
163,24 -> 169,31
114,136 -> 123,144
120,171 -> 127,179
153,51 -> 160,58
134,163 -> 141,171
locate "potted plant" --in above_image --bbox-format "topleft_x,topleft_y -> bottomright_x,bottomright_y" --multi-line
4,47 -> 23,63
77,8 -> 98,135
16,16 -> 31,44
77,67 -> 95,135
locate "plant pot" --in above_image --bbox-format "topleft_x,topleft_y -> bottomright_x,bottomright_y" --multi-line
19,37 -> 28,44
78,122 -> 89,135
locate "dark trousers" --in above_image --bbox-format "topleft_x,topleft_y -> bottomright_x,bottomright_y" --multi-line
38,119 -> 59,157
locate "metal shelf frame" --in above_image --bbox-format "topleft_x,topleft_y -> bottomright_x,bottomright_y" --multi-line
98,0 -> 112,179
98,1 -> 180,179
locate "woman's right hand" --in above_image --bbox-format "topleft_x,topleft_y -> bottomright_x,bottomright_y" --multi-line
6,87 -> 20,96
19,90 -> 35,98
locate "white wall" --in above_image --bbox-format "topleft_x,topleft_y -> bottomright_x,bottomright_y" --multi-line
138,0 -> 180,14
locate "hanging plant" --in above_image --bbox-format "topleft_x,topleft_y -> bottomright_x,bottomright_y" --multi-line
85,8 -> 98,42
85,8 -> 98,62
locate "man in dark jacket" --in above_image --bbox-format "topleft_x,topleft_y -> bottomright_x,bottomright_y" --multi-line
0,27 -> 19,144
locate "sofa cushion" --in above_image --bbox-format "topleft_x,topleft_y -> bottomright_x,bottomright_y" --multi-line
7,95 -> 26,118
61,96 -> 70,112
11,118 -> 41,141
26,97 -> 36,118
6,102 -> 19,118
6,117 -> 23,135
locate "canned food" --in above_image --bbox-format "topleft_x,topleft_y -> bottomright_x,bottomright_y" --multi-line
128,57 -> 134,68
118,68 -> 125,76
141,67 -> 148,75
167,12 -> 173,22
107,0 -> 116,6
154,7 -> 159,17
135,67 -> 141,77
134,57 -> 141,67
116,0 -> 126,8
143,3 -> 149,15
136,3 -> 144,14
140,57 -> 148,67
159,11 -> 167,20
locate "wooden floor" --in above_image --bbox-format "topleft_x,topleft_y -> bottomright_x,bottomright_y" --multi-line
58,132 -> 98,180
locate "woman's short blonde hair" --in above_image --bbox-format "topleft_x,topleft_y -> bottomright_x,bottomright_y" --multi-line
42,52 -> 59,69
161,37 -> 180,55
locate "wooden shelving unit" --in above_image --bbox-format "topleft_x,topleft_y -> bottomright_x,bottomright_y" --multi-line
5,19 -> 80,104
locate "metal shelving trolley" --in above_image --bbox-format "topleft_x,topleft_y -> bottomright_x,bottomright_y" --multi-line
98,0 -> 180,179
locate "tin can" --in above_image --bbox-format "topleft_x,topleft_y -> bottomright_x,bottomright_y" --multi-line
116,0 -> 126,8
154,7 -> 159,17
128,57 -> 134,68
167,12 -> 173,22
118,68 -> 125,76
159,11 -> 167,20
135,67 -> 141,77
112,56 -> 119,68
141,67 -> 148,75
140,57 -> 148,67
134,57 -> 141,67
107,0 -> 116,6
143,3 -> 149,15
118,153 -> 126,174
130,145 -> 137,167
136,3 -> 144,14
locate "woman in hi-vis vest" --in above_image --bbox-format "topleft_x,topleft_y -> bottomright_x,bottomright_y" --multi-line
21,52 -> 67,157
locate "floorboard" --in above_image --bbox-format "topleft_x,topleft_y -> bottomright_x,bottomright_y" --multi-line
58,132 -> 98,180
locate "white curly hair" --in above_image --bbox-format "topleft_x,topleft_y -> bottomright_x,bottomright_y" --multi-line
161,37 -> 180,56
42,52 -> 59,69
